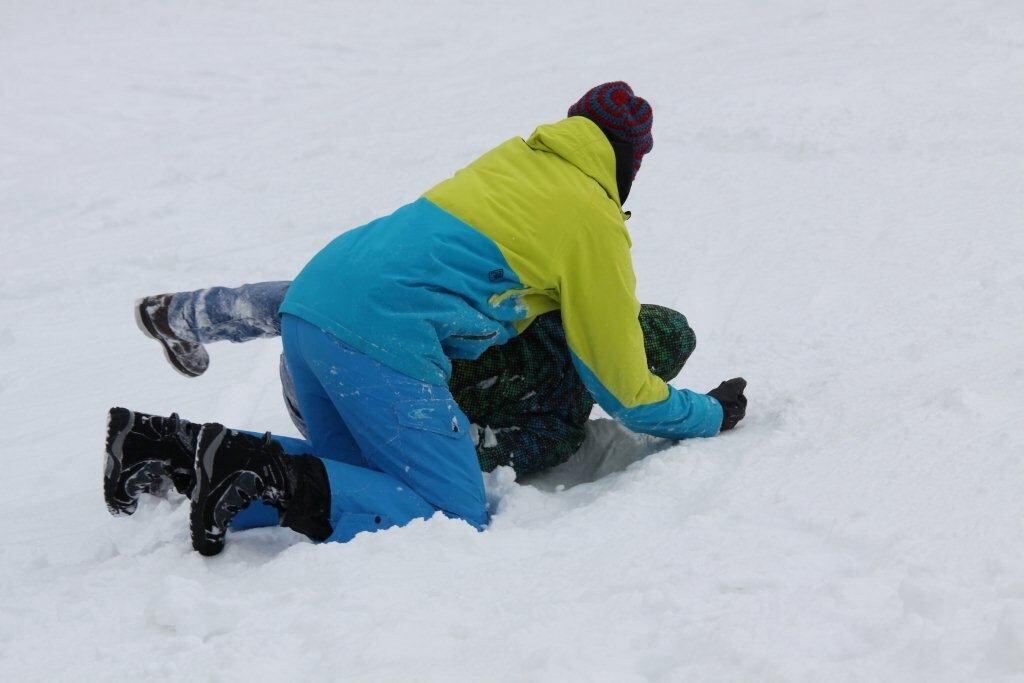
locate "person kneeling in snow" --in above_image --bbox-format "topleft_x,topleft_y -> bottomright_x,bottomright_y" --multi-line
124,277 -> 712,478
107,82 -> 747,555
105,302 -> 707,520
107,298 -> 729,518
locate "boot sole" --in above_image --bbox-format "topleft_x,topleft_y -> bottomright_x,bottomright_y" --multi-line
104,407 -> 135,515
134,298 -> 205,379
190,424 -> 227,556
104,408 -> 176,516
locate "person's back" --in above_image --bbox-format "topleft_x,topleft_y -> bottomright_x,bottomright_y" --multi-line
282,111 -> 723,440
280,116 -> 619,384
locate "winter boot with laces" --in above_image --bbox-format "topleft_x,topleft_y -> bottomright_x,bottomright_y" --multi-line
104,407 -> 201,515
135,294 -> 210,377
190,424 -> 332,556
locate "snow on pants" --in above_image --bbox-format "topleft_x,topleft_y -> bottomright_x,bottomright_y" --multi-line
167,281 -> 290,343
266,314 -> 489,543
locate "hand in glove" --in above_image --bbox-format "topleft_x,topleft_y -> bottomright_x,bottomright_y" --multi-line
707,377 -> 747,431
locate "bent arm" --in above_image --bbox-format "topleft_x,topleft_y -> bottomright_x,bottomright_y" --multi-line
557,223 -> 722,439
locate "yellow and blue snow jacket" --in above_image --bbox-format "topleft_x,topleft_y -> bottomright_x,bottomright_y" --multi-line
281,117 -> 722,439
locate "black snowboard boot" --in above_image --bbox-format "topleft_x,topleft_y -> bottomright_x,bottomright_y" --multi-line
190,425 -> 332,556
135,294 -> 210,377
104,407 -> 201,516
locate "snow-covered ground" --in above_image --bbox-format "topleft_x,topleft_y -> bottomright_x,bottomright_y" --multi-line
2,1 -> 1023,679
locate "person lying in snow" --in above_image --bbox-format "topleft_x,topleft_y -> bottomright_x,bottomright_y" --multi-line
122,280 -> 703,479
106,81 -> 748,555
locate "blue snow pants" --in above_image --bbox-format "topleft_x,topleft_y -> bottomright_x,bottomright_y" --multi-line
235,314 -> 488,543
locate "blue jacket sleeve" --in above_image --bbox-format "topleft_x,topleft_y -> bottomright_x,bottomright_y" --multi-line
570,352 -> 724,439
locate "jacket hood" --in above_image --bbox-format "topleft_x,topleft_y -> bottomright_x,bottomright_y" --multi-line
525,116 -> 621,206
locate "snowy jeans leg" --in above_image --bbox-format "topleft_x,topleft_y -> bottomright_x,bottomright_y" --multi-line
166,281 -> 290,344
281,314 -> 489,543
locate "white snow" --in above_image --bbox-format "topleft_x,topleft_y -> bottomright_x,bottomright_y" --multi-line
2,1 -> 1023,680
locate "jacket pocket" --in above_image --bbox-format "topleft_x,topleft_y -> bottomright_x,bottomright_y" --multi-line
394,399 -> 465,438
449,330 -> 499,342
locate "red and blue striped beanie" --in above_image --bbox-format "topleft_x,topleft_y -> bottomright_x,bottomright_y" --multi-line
567,81 -> 653,179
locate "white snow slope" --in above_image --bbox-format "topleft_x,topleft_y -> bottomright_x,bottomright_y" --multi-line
2,1 -> 1023,680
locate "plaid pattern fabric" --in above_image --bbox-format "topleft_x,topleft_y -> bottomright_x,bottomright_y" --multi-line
451,304 -> 695,475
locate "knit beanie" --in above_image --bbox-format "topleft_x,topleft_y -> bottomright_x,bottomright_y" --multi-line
566,81 -> 653,179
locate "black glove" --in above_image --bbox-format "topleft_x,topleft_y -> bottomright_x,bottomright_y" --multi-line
707,377 -> 747,431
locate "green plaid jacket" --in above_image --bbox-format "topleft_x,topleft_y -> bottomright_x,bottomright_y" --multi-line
450,304 -> 696,475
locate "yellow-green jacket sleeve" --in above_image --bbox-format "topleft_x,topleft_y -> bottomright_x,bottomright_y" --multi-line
557,218 -> 723,439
